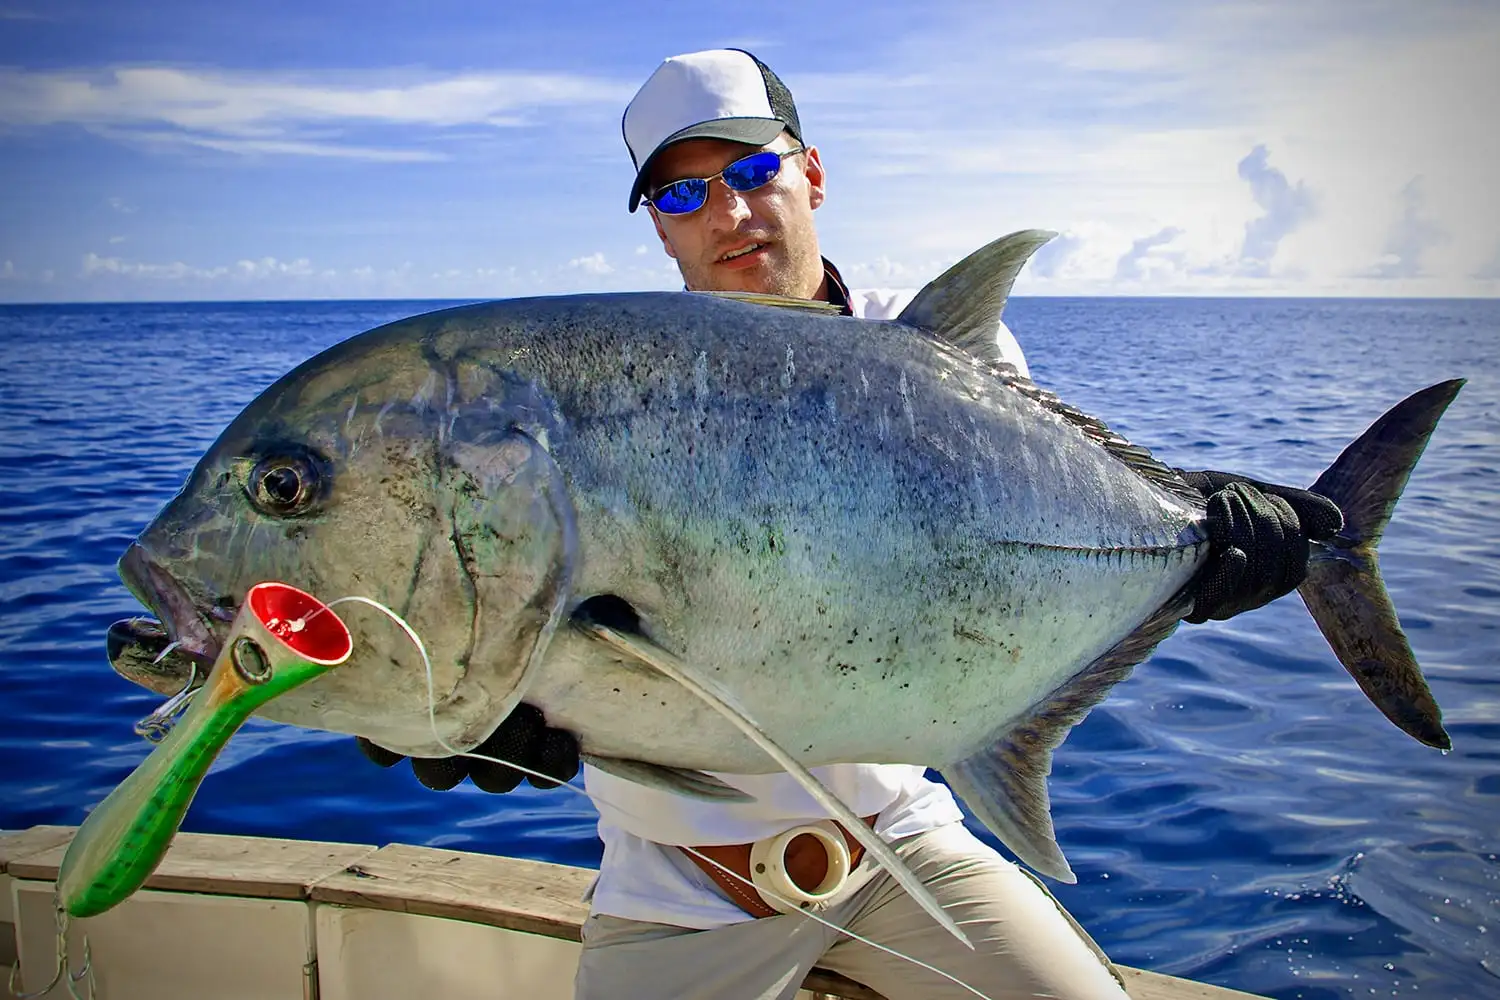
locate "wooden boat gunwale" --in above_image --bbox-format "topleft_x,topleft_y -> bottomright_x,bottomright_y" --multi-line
1,826 -> 1264,1000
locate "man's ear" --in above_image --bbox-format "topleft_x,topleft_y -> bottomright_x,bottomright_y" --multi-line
803,146 -> 826,211
648,206 -> 679,260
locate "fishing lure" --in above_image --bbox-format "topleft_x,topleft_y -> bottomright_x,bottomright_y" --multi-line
56,581 -> 351,919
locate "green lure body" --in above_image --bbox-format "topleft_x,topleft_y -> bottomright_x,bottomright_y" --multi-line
57,656 -> 332,919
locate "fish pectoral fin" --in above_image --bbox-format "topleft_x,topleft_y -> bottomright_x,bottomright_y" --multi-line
583,755 -> 755,802
943,594 -> 1191,884
576,621 -> 973,950
701,290 -> 844,314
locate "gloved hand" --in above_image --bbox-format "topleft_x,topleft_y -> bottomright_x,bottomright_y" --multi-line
1175,469 -> 1344,624
356,703 -> 580,792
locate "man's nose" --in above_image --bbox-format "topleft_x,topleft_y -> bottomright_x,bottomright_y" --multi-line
703,177 -> 751,228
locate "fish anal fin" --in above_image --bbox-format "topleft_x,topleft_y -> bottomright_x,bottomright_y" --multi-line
943,596 -> 1189,882
583,755 -> 755,802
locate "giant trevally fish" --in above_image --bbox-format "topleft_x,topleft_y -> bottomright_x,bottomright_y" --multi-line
105,230 -> 1460,901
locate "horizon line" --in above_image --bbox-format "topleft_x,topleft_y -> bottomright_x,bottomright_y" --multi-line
3,292 -> 1498,308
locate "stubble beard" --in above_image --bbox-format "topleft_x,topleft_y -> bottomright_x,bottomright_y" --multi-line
681,225 -> 822,298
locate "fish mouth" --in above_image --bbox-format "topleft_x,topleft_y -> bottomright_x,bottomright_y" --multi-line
109,545 -> 233,697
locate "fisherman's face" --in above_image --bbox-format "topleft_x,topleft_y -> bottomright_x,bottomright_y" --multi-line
646,135 -> 826,299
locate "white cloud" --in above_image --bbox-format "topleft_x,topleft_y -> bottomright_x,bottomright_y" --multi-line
0,66 -> 631,160
83,252 -> 225,280
107,197 -> 136,214
811,0 -> 1499,296
1026,235 -> 1083,280
1362,177 -> 1446,279
0,67 -> 628,130
839,255 -> 940,288
1114,227 -> 1185,284
235,256 -> 315,278
80,252 -> 324,283
568,252 -> 612,275
108,235 -> 125,244
46,248 -> 685,302
7,2 -> 1495,299
1236,145 -> 1315,277
155,132 -> 446,162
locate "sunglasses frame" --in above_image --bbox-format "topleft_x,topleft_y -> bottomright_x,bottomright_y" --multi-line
647,147 -> 806,216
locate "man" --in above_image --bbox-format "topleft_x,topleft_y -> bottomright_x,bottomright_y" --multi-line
361,49 -> 1342,1000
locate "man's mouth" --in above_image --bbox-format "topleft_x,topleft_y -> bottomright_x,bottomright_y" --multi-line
718,242 -> 768,263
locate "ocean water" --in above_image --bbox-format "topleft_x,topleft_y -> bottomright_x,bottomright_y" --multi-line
0,296 -> 1495,1000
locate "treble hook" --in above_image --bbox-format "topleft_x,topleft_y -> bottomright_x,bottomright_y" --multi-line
133,659 -> 202,743
8,907 -> 95,1000
66,935 -> 96,1000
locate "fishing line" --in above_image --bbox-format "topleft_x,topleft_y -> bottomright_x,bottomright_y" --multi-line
326,594 -> 999,1000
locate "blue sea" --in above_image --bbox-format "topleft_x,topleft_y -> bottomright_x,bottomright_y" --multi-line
0,297 -> 1496,999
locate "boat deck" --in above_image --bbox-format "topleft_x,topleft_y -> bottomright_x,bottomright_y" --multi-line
2,825 -> 1265,999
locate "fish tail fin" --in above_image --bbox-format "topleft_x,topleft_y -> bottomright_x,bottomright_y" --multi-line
1298,379 -> 1464,750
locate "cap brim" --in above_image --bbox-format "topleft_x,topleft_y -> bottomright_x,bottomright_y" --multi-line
628,118 -> 787,212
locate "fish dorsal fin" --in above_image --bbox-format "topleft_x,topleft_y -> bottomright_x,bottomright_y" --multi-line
897,229 -> 1199,500
942,592 -> 1192,882
703,290 -> 844,314
574,620 -> 972,949
897,230 -> 1056,359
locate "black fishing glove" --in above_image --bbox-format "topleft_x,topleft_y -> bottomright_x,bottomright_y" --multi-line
1176,469 -> 1344,624
355,703 -> 580,793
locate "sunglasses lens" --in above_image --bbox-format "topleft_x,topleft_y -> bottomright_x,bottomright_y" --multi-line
651,179 -> 707,215
722,151 -> 784,192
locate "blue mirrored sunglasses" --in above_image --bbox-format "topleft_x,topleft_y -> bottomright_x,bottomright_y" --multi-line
647,147 -> 805,216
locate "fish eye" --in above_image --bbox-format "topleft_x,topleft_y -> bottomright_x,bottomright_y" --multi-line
246,450 -> 324,517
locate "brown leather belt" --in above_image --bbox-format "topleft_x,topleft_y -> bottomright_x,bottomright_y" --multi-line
681,815 -> 879,919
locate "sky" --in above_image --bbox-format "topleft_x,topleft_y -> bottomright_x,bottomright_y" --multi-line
1,0 -> 1496,302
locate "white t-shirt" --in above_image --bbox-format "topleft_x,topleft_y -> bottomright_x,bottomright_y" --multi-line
583,281 -> 1029,929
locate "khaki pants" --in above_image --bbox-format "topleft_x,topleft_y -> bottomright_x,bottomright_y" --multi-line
574,822 -> 1129,1000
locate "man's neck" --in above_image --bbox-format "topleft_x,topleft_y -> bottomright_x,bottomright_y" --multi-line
819,257 -> 852,316
811,271 -> 830,303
